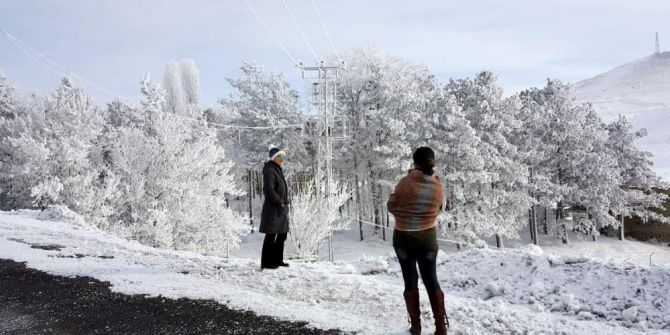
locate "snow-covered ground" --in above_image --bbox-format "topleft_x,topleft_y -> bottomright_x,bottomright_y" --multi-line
573,51 -> 670,182
1,210 -> 669,335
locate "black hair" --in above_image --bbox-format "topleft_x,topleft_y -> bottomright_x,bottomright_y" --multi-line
413,147 -> 436,175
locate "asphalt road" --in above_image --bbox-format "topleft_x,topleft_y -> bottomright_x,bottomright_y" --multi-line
0,259 -> 345,335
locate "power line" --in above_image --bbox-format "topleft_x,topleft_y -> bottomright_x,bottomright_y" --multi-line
1,30 -> 130,100
242,0 -> 300,66
2,29 -> 304,132
281,0 -> 320,62
1,30 -> 68,79
310,0 -> 342,62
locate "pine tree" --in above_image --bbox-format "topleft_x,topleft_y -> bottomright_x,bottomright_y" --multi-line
443,72 -> 533,244
518,80 -> 625,242
606,115 -> 668,227
427,90 -> 489,244
221,62 -> 307,171
335,47 -> 437,239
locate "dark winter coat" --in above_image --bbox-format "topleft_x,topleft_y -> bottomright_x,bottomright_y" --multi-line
260,161 -> 289,234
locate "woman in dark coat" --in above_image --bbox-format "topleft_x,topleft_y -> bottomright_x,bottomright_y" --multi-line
260,145 -> 289,269
388,147 -> 449,335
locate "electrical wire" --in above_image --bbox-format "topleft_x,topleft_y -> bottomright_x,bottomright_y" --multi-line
2,29 -> 303,132
242,0 -> 300,66
1,30 -> 129,100
310,0 -> 342,62
281,0 -> 320,62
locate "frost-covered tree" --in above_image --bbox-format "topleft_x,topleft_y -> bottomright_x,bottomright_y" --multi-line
180,59 -> 200,108
606,116 -> 668,231
221,62 -> 307,171
0,113 -> 47,210
163,62 -> 187,116
518,81 -> 623,243
0,73 -> 19,119
0,74 -> 24,208
443,72 -> 533,244
15,79 -> 104,214
425,91 -> 490,244
105,74 -> 246,255
335,47 -> 436,239
0,77 -> 114,226
288,180 -> 350,258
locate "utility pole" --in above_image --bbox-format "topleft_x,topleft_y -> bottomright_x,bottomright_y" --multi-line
655,32 -> 660,54
300,60 -> 346,262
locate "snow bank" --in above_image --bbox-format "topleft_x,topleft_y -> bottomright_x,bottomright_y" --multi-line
439,245 -> 670,330
35,205 -> 87,227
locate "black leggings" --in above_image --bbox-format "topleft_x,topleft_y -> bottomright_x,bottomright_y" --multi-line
395,247 -> 440,292
261,233 -> 287,267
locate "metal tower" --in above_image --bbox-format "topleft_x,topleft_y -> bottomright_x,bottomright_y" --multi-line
300,60 -> 346,261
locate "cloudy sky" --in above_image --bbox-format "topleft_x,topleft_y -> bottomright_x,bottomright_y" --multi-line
1,0 -> 668,105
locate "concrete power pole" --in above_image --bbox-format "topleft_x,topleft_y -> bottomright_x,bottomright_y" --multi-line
655,32 -> 660,54
300,61 -> 346,262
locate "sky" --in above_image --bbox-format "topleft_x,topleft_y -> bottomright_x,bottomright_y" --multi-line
1,0 -> 669,106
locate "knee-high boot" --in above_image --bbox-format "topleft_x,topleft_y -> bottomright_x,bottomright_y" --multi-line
403,289 -> 421,335
427,289 -> 449,335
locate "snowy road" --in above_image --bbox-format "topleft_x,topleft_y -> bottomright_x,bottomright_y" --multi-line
1,211 -> 668,335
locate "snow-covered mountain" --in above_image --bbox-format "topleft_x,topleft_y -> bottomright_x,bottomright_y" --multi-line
573,52 -> 670,182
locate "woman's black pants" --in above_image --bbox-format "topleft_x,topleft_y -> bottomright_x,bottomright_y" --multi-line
261,233 -> 287,268
393,229 -> 441,292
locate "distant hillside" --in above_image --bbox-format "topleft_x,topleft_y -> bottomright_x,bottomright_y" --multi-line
573,52 -> 670,182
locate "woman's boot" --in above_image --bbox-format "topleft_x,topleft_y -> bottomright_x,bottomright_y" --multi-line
427,289 -> 449,335
403,289 -> 421,335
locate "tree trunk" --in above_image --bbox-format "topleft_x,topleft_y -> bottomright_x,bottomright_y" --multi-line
381,193 -> 386,241
543,207 -> 548,234
528,209 -> 535,241
386,207 -> 390,231
589,212 -> 597,242
528,167 -> 538,245
619,214 -> 625,241
557,202 -> 568,244
354,155 -> 363,241
530,206 -> 538,245
248,169 -> 254,234
373,182 -> 380,235
495,234 -> 503,248
455,222 -> 461,250
533,205 -> 538,245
